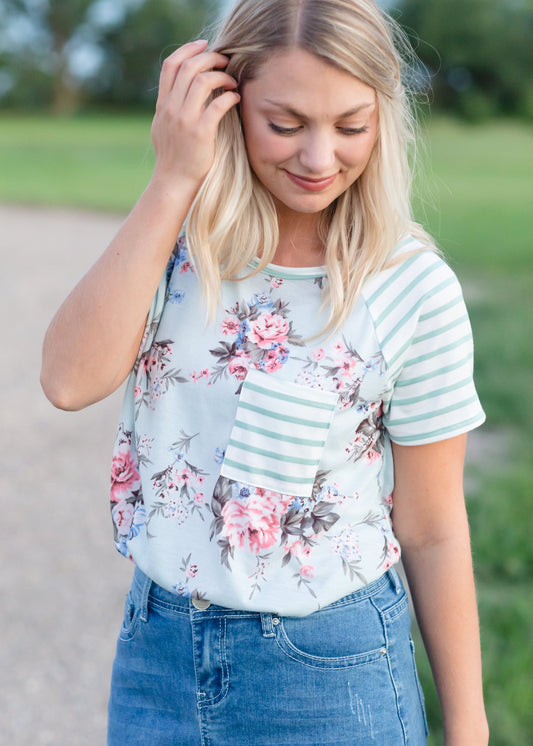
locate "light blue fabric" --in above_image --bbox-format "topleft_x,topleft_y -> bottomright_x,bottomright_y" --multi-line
108,566 -> 428,745
108,234 -> 485,615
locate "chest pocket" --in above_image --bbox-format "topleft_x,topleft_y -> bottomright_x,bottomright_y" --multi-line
220,369 -> 338,497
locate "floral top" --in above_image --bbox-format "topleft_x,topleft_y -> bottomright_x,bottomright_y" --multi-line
110,234 -> 485,616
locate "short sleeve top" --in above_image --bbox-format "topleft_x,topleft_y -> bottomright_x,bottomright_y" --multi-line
109,235 -> 485,616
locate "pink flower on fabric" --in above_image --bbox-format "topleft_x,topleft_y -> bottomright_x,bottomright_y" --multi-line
110,450 -> 140,503
112,500 -> 134,535
299,565 -> 315,579
263,348 -> 283,373
222,491 -> 293,553
364,448 -> 381,464
221,317 -> 241,336
312,348 -> 325,361
248,313 -> 289,349
228,354 -> 250,380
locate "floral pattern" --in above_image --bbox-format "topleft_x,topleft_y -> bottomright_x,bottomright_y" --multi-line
210,471 -> 344,598
145,431 -> 210,534
109,240 -> 408,611
110,424 -> 145,556
209,289 -> 303,391
295,339 -> 386,409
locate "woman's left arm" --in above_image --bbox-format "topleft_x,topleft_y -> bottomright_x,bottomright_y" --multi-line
392,435 -> 489,746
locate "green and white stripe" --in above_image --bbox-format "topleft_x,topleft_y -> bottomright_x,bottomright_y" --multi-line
363,239 -> 485,444
221,369 -> 338,497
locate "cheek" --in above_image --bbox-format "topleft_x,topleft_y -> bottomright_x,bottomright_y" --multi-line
246,133 -> 293,169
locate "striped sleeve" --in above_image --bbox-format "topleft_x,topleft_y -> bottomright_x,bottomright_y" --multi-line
365,246 -> 485,445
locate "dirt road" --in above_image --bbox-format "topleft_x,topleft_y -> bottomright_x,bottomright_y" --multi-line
1,204 -> 133,745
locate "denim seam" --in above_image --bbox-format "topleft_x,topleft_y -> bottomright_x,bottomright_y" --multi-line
373,596 -> 408,744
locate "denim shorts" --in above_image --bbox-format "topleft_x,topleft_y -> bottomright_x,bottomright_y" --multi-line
107,566 -> 428,745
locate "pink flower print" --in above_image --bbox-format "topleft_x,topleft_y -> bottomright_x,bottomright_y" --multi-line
299,565 -> 315,579
383,493 -> 393,506
194,492 -> 205,505
201,368 -> 209,379
112,500 -> 135,536
312,348 -> 326,362
263,348 -> 283,374
340,357 -> 359,378
110,450 -> 141,502
190,371 -> 201,383
388,541 -> 401,561
364,448 -> 381,464
248,313 -> 289,350
270,277 -> 283,289
186,564 -> 199,579
222,499 -> 279,552
221,316 -> 241,336
134,385 -> 142,400
222,491 -> 293,553
228,353 -> 250,381
179,261 -> 193,273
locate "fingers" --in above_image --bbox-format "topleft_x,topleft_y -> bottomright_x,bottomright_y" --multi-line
185,70 -> 239,115
156,40 -> 208,103
157,42 -> 232,110
202,89 -> 241,132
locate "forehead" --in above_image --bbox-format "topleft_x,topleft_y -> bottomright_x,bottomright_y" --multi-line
243,47 -> 377,118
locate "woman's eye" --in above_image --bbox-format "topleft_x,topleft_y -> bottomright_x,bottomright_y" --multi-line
338,126 -> 369,135
268,123 -> 301,135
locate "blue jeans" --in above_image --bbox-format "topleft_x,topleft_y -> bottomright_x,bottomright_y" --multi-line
108,566 -> 428,745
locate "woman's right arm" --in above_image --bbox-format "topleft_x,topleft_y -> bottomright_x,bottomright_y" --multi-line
41,40 -> 240,411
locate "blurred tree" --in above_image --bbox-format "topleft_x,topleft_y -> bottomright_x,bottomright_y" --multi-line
0,0 -> 217,112
0,0 -> 94,112
393,0 -> 533,119
95,0 -> 217,109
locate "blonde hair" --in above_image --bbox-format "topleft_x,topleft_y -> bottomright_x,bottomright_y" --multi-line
187,0 -> 432,335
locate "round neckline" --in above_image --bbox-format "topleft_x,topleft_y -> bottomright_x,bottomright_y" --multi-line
248,257 -> 327,280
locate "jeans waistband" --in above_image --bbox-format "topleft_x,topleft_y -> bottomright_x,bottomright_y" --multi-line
130,564 -> 404,620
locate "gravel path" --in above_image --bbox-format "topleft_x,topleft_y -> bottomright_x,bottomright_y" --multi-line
1,204 -> 133,746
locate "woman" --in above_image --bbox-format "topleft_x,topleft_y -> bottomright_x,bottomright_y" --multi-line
41,0 -> 489,743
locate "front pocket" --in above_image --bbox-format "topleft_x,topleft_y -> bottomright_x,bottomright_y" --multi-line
220,369 -> 338,497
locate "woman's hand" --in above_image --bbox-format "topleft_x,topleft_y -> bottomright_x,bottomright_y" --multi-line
150,40 -> 240,192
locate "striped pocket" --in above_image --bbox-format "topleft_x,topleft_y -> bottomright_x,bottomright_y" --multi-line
220,369 -> 338,497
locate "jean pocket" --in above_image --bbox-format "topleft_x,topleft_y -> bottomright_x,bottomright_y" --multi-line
274,598 -> 388,670
220,369 -> 338,497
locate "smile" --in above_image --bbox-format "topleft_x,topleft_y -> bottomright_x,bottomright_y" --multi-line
284,170 -> 338,192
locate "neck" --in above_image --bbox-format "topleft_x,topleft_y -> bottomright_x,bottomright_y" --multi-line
273,209 -> 326,267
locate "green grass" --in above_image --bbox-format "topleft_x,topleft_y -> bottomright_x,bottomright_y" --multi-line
412,118 -> 533,745
0,112 -> 155,211
1,113 -> 531,744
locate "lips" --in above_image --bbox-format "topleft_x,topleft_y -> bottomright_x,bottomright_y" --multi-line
284,170 -> 338,192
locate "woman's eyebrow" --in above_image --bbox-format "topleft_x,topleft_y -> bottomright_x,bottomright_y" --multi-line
263,99 -> 375,120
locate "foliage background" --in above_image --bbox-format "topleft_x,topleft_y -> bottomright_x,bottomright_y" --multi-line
1,1 -> 532,744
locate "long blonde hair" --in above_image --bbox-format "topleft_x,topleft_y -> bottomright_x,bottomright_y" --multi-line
187,0 -> 432,335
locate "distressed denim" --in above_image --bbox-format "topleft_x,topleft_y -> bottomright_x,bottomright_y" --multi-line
108,566 -> 428,745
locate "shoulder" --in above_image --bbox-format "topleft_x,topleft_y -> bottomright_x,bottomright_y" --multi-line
362,235 -> 461,315
362,236 -> 462,326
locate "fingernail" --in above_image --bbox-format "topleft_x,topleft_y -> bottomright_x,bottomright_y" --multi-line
194,39 -> 208,45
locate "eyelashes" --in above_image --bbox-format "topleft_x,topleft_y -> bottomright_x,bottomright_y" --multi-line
268,123 -> 369,136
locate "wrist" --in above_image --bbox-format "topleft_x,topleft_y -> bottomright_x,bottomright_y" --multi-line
444,716 -> 489,746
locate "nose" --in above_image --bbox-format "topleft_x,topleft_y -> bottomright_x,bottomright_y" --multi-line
298,130 -> 336,175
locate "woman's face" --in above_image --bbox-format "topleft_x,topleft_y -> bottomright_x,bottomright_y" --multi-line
240,48 -> 379,225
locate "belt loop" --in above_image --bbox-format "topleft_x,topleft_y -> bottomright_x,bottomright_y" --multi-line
389,566 -> 403,595
260,613 -> 276,638
138,569 -> 153,623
